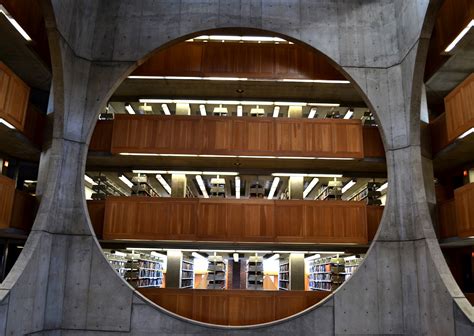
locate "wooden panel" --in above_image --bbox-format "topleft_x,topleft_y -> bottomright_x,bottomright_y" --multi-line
274,201 -> 304,240
454,183 -> 474,238
362,126 -> 385,158
170,117 -> 202,153
23,104 -> 45,148
0,175 -> 15,229
89,120 -> 113,152
0,62 -> 30,131
9,190 -> 37,231
133,41 -> 346,81
445,74 -> 474,142
136,201 -> 170,236
197,200 -> 228,240
168,199 -> 198,239
304,122 -> 333,154
430,113 -> 450,154
275,120 -> 304,155
103,197 -> 139,239
438,199 -> 457,239
139,288 -> 330,326
332,121 -> 364,158
366,206 -> 384,241
87,200 -> 106,237
202,118 -> 232,154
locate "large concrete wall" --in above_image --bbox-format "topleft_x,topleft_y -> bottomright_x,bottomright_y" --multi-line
0,0 -> 473,334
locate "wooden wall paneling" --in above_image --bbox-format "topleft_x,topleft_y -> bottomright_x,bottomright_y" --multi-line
445,74 -> 474,142
228,292 -> 275,325
9,190 -> 37,231
304,203 -> 334,241
454,183 -> 474,238
197,200 -> 228,240
225,203 -> 244,240
0,175 -> 15,229
336,203 -> 368,243
0,63 -> 12,119
192,291 -> 229,325
331,121 -> 364,158
274,201 -> 304,240
103,197 -> 139,239
362,126 -> 385,158
87,200 -> 106,238
245,119 -> 274,154
429,113 -> 450,154
241,201 -> 274,241
202,118 -> 232,154
168,199 -> 198,239
274,120 -> 305,155
303,121 -> 333,155
89,120 -> 113,152
437,199 -> 457,239
4,74 -> 30,131
136,200 -> 171,237
366,205 -> 384,241
170,117 -> 202,154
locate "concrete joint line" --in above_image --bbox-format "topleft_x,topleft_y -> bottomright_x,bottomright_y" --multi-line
51,136 -> 87,146
385,144 -> 421,153
30,229 -> 94,238
374,237 -> 427,243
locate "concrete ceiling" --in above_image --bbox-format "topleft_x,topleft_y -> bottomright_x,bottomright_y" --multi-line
425,29 -> 474,111
0,126 -> 40,162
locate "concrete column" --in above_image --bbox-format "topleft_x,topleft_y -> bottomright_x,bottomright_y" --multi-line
175,103 -> 191,115
289,253 -> 305,290
171,174 -> 187,198
288,176 -> 304,199
287,106 -> 302,118
165,250 -> 182,288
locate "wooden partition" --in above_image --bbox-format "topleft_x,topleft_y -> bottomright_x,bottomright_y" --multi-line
445,73 -> 474,142
0,62 -> 30,132
109,115 -> 364,158
87,200 -> 106,239
438,199 -> 458,239
102,197 -> 370,244
454,183 -> 474,238
138,288 -> 330,326
0,175 -> 15,228
366,205 -> 384,241
89,120 -> 113,152
362,126 -> 385,158
430,113 -> 450,154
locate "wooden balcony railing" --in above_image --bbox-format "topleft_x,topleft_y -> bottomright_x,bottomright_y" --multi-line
87,197 -> 385,244
445,73 -> 474,143
89,115 -> 378,159
0,175 -> 37,232
138,288 -> 330,326
438,183 -> 474,239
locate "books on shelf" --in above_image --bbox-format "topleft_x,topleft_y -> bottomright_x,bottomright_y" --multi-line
344,257 -> 363,281
121,254 -> 165,289
247,256 -> 263,290
278,259 -> 290,290
308,256 -> 363,291
207,256 -> 226,289
180,256 -> 194,288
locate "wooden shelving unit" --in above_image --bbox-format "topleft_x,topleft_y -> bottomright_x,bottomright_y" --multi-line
207,255 -> 226,289
247,256 -> 263,290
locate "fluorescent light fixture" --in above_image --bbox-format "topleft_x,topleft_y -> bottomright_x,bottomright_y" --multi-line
341,180 -> 356,194
156,174 -> 172,194
151,251 -> 166,259
159,154 -> 199,157
113,251 -> 127,257
199,154 -> 238,158
241,36 -> 286,42
272,106 -> 280,118
316,157 -> 356,160
377,182 -> 388,192
132,170 -> 167,174
458,127 -> 474,139
237,105 -> 243,117
304,254 -> 321,261
195,175 -> 209,198
118,153 -> 160,156
308,107 -> 317,119
272,173 -> 343,178
235,176 -> 241,199
445,20 -> 474,52
202,171 -> 238,176
343,109 -> 354,119
277,156 -> 316,160
280,79 -> 350,84
303,178 -> 320,198
267,254 -> 280,261
274,101 -> 306,106
125,104 -> 136,115
204,77 -> 248,81
0,118 -> 15,129
209,35 -> 242,41
168,170 -> 201,175
119,175 -> 134,188
209,100 -> 241,105
267,177 -> 280,199
199,105 -> 207,117
233,253 -> 239,262
84,175 -> 97,186
191,252 -> 207,259
240,101 -> 273,106
161,104 -> 171,115
175,99 -> 207,104
0,5 -> 32,41
165,76 -> 202,80
138,99 -> 172,104
238,155 -> 277,159
307,103 -> 340,107
24,180 -> 37,184
128,76 -> 166,79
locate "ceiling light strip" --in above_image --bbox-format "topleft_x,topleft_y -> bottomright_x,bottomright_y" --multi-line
195,175 -> 209,198
267,177 -> 281,199
156,174 -> 172,194
303,178 -> 320,198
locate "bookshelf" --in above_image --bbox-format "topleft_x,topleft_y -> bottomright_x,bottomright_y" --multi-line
247,256 -> 264,290
124,254 -> 164,288
180,256 -> 194,288
207,255 -> 226,289
104,252 -> 127,277
278,258 -> 290,290
344,257 -> 363,281
308,256 -> 345,292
